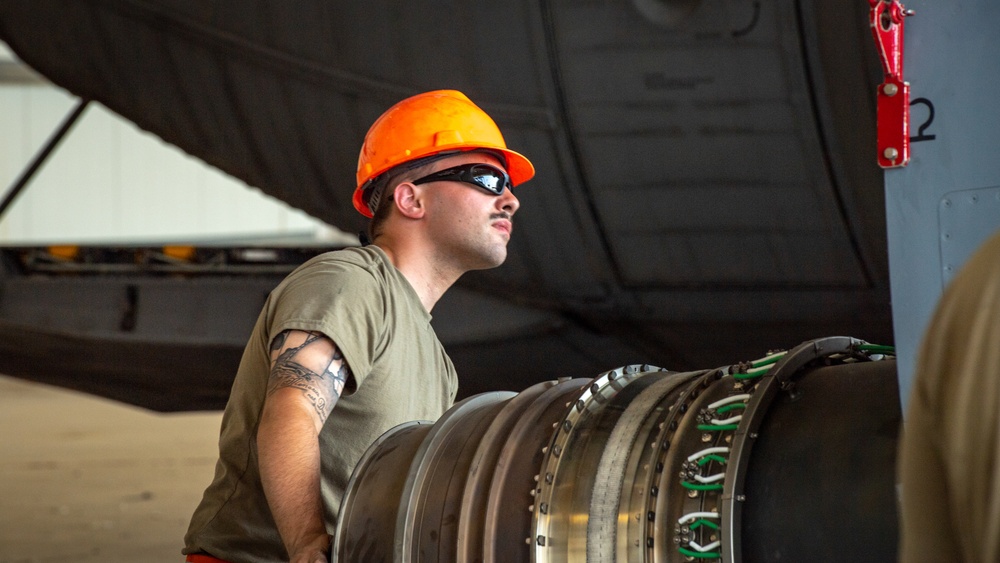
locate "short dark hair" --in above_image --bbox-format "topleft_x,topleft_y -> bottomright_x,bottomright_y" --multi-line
365,152 -> 457,242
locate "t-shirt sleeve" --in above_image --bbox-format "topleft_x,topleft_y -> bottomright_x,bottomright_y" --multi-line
266,260 -> 386,391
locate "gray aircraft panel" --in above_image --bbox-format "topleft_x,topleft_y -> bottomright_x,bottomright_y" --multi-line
940,186 -> 1000,285
886,1 -> 1000,408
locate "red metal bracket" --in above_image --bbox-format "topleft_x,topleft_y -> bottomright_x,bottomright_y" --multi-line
869,0 -> 914,168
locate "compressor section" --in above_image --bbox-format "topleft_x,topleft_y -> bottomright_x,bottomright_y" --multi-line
333,336 -> 900,562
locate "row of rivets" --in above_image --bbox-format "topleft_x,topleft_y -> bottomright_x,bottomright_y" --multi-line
532,365 -> 664,557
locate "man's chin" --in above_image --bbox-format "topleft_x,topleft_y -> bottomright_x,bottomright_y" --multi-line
472,251 -> 507,271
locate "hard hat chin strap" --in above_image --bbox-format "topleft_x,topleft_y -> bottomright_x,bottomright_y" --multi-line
365,179 -> 388,217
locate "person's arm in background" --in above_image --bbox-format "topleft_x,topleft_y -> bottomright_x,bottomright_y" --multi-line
257,330 -> 352,563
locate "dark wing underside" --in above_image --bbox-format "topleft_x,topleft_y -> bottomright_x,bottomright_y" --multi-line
0,1 -> 891,410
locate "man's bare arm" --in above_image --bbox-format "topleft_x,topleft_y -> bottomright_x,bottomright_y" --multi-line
258,330 -> 353,563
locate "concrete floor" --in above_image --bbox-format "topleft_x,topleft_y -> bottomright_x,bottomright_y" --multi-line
0,374 -> 223,563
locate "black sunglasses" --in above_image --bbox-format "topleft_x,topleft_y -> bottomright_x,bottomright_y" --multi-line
412,163 -> 512,196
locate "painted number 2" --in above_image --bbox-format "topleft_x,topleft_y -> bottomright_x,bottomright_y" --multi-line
910,98 -> 936,142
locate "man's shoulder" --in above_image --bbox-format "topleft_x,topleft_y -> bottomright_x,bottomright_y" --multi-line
306,245 -> 382,267
291,246 -> 386,278
274,246 -> 396,297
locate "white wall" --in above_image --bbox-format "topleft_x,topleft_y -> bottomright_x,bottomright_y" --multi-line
0,79 -> 354,246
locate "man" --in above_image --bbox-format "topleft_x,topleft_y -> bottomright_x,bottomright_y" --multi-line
898,229 -> 1000,562
183,90 -> 534,563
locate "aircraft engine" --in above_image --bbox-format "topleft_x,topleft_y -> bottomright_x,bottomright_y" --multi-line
333,336 -> 900,562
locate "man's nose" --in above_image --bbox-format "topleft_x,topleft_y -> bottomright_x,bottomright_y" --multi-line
498,188 -> 519,215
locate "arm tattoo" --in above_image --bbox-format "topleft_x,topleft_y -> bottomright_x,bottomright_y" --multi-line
267,331 -> 353,423
269,330 -> 288,354
328,348 -> 350,399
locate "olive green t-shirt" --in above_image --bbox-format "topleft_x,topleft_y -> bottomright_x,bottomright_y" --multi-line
183,245 -> 458,562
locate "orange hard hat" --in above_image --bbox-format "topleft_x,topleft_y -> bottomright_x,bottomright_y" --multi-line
353,90 -> 535,217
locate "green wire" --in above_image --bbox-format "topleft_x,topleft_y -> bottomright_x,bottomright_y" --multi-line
857,344 -> 895,355
716,403 -> 746,414
697,424 -> 739,431
733,364 -> 772,380
678,546 -> 721,559
697,454 -> 727,466
681,481 -> 723,491
750,350 -> 786,368
690,519 -> 720,531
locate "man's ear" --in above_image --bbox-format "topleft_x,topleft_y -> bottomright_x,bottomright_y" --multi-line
393,183 -> 425,219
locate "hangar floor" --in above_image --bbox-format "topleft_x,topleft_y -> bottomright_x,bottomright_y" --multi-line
0,374 -> 222,562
